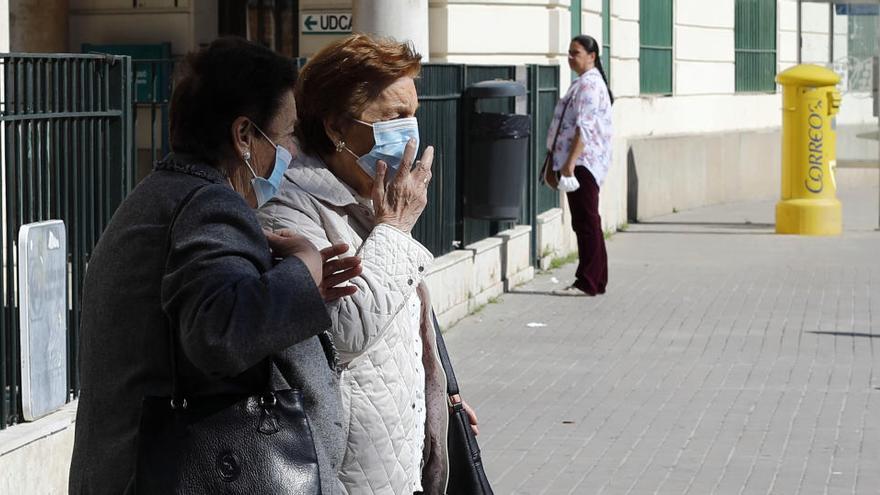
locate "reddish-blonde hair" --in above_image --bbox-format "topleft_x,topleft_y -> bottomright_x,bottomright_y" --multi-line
295,34 -> 422,155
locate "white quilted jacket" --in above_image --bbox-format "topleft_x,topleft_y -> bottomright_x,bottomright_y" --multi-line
257,153 -> 449,495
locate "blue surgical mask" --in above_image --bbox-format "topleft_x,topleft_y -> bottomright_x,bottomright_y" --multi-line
245,124 -> 292,207
346,117 -> 420,179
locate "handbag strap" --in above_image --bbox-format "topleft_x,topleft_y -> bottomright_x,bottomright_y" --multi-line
162,185 -> 205,407
161,185 -> 282,406
431,310 -> 460,397
547,93 -> 574,153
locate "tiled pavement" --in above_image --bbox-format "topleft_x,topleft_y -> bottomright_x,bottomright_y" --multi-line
442,187 -> 880,494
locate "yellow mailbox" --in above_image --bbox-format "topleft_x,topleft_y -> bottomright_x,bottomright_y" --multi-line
776,64 -> 842,236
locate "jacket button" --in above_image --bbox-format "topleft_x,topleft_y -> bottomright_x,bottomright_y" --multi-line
418,266 -> 424,272
407,279 -> 414,285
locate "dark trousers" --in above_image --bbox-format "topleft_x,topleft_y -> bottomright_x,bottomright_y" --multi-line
566,166 -> 608,295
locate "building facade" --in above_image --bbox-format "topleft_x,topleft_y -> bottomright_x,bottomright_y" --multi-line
0,2 -> 877,492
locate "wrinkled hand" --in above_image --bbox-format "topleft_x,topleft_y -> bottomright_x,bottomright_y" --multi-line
450,394 -> 479,436
265,229 -> 323,285
373,139 -> 434,234
318,244 -> 362,303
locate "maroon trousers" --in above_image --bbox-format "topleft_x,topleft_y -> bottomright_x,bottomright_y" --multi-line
566,166 -> 608,295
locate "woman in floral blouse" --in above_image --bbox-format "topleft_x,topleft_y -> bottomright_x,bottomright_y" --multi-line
547,34 -> 614,297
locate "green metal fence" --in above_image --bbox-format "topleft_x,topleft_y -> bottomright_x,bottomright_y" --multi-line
1,53 -> 135,429
413,63 -> 560,257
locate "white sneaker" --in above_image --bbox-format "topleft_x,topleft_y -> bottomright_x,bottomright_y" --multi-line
550,285 -> 590,297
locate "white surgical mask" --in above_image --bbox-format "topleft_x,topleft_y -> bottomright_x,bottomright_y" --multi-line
245,123 -> 292,207
345,117 -> 420,179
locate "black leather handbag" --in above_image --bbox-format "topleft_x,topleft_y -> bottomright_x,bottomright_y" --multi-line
132,186 -> 321,494
432,312 -> 495,495
134,386 -> 321,494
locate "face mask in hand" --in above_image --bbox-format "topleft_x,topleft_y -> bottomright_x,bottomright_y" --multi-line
345,117 -> 420,180
557,175 -> 580,193
244,123 -> 292,207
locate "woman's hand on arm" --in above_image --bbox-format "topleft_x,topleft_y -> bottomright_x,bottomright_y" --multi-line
265,229 -> 323,285
373,139 -> 435,233
265,230 -> 363,303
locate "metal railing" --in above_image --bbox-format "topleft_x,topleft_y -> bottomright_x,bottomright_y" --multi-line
0,53 -> 135,429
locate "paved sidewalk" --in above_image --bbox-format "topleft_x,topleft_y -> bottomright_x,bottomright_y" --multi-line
443,187 -> 880,494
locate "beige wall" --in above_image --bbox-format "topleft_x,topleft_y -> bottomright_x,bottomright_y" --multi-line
11,0 -> 68,52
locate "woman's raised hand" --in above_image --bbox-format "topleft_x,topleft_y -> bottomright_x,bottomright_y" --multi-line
372,139 -> 434,234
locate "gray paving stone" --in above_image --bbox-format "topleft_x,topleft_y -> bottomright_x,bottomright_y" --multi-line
443,187 -> 880,494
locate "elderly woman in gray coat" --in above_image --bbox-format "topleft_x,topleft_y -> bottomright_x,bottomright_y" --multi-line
68,37 -> 360,494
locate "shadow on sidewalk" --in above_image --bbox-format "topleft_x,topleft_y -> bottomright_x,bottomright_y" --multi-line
623,221 -> 776,236
507,289 -> 560,296
636,221 -> 775,229
808,331 -> 880,338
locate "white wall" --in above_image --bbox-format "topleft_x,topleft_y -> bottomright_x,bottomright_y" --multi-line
429,0 -> 570,65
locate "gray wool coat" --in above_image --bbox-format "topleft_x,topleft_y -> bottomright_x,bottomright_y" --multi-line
68,154 -> 345,495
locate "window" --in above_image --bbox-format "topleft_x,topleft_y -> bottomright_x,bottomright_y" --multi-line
639,0 -> 673,95
735,0 -> 777,93
602,0 -> 611,82
847,13 -> 878,92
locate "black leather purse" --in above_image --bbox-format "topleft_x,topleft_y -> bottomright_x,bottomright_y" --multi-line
432,312 -> 495,495
134,385 -> 321,494
132,186 -> 321,494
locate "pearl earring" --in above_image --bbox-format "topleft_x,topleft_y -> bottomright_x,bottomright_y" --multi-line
242,150 -> 251,161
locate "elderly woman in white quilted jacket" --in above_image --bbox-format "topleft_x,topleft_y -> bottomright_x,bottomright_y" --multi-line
257,34 -> 478,494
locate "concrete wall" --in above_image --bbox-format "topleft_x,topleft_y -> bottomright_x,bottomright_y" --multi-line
69,0 -> 216,56
627,124 -> 879,221
0,403 -> 76,494
10,0 -> 68,52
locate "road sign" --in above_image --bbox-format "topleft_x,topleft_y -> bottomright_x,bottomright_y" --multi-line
302,12 -> 352,34
18,220 -> 68,421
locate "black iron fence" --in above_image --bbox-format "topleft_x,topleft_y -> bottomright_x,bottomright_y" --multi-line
0,53 -> 135,428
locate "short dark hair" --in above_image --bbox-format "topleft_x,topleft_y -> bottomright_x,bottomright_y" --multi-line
169,36 -> 298,168
295,34 -> 422,156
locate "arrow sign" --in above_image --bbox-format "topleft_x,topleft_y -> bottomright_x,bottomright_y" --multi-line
301,13 -> 352,34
